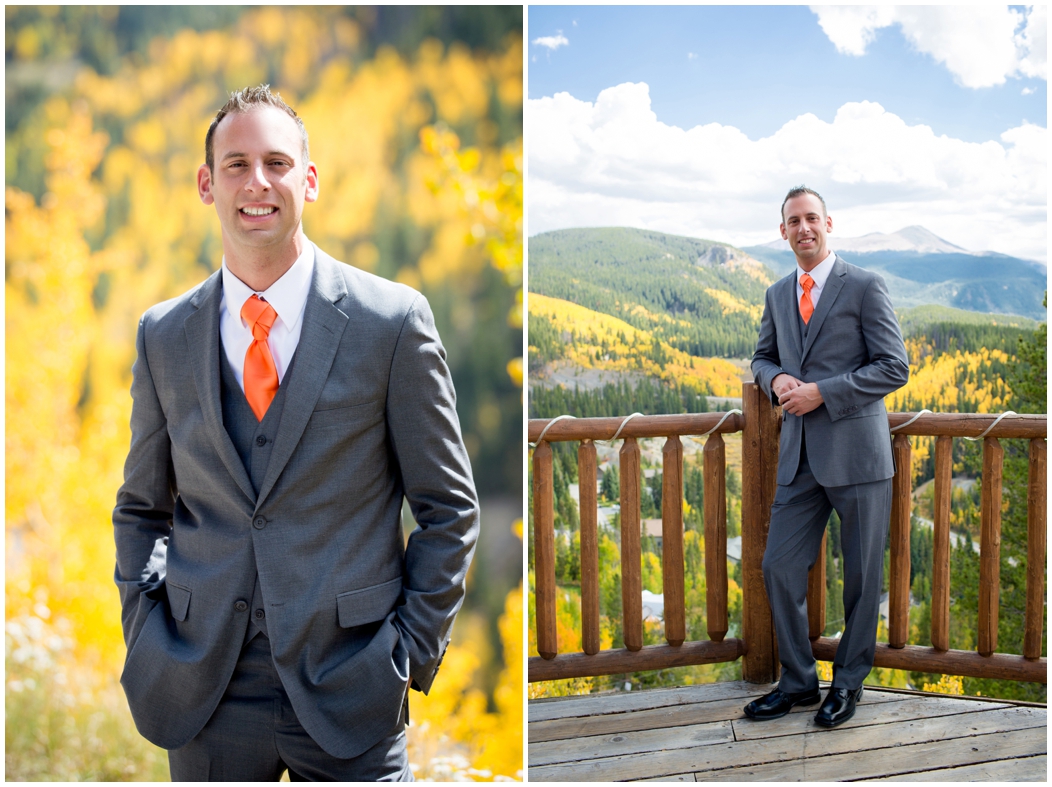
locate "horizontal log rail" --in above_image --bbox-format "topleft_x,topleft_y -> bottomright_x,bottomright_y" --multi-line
529,384 -> 1047,689
529,640 -> 745,683
810,638 -> 1046,683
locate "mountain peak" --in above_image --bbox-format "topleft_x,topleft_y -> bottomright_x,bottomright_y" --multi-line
762,225 -> 969,255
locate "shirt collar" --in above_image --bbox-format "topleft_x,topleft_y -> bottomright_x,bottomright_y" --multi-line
797,250 -> 836,290
221,242 -> 315,331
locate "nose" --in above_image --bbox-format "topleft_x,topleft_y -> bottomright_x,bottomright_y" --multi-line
245,163 -> 271,192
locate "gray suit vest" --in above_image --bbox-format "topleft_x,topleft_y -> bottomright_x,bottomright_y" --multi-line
219,349 -> 297,643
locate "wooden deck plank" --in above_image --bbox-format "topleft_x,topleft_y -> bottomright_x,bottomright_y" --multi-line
529,721 -> 734,767
872,754 -> 1047,782
530,689 -> 910,743
637,776 -> 695,783
528,705 -> 1046,781
528,681 -> 776,723
697,728 -> 1046,781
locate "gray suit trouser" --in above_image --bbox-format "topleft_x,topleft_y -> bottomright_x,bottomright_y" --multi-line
167,634 -> 412,781
763,443 -> 892,693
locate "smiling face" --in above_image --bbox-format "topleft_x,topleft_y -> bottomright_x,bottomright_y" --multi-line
197,105 -> 318,273
780,193 -> 833,271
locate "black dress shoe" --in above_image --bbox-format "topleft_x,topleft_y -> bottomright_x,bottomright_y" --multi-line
814,686 -> 863,728
743,687 -> 822,720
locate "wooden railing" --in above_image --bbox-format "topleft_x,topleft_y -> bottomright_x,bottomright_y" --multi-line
528,382 -> 1047,686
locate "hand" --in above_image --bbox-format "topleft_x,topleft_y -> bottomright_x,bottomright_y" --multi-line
779,382 -> 824,416
771,373 -> 802,400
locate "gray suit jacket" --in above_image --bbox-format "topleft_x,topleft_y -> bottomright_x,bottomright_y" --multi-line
113,246 -> 479,759
752,256 -> 909,487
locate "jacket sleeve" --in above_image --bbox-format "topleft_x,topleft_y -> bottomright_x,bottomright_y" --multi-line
751,286 -> 786,405
384,294 -> 480,694
112,314 -> 175,650
815,274 -> 910,421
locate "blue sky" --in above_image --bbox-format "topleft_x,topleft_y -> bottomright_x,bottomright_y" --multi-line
528,6 -> 1045,144
526,6 -> 1047,261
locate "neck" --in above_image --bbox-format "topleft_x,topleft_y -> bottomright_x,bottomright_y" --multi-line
796,251 -> 829,273
223,231 -> 306,292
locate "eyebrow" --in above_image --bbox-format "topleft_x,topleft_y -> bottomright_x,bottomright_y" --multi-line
221,151 -> 294,161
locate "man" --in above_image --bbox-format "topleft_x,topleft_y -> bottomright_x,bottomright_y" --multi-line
745,186 -> 909,728
113,85 -> 479,780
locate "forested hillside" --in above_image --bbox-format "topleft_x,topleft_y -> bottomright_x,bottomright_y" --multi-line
528,293 -> 741,402
528,228 -> 772,358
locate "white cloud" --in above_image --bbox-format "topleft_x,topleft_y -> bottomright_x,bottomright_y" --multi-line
812,5 -> 896,56
1016,4 -> 1047,80
811,5 -> 1047,88
533,32 -> 569,51
528,82 -> 1047,261
688,52 -> 697,60
1022,86 -> 1034,95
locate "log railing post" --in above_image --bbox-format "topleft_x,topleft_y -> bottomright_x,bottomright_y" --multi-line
578,440 -> 600,656
620,436 -> 643,652
807,532 -> 826,642
662,436 -> 686,647
704,433 -> 728,643
741,382 -> 779,683
533,441 -> 557,659
978,436 -> 1003,657
889,433 -> 912,648
931,435 -> 952,652
1024,437 -> 1046,660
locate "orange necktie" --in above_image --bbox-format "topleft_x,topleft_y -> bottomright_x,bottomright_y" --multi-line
241,294 -> 279,421
799,273 -> 815,324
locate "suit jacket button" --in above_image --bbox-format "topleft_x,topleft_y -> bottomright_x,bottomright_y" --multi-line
253,516 -> 267,529
234,600 -> 248,612
254,608 -> 265,619
255,435 -> 267,447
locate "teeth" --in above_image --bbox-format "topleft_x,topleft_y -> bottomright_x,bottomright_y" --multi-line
242,207 -> 275,216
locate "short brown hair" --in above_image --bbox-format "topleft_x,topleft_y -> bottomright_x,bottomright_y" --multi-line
781,186 -> 827,221
205,84 -> 309,173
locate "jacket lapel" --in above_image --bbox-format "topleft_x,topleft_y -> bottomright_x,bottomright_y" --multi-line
801,256 -> 846,363
254,247 -> 349,511
782,272 -> 803,362
184,272 -> 257,504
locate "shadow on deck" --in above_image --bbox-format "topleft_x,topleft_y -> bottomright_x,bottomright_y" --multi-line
528,680 -> 1047,781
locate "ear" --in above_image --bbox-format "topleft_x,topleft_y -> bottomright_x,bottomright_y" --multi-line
304,161 -> 319,204
197,164 -> 215,206
779,222 -> 788,240
825,213 -> 833,233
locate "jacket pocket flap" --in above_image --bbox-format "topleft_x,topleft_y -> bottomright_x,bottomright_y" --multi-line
166,582 -> 191,622
336,576 -> 403,628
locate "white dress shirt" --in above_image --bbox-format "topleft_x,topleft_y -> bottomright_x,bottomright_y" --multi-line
796,250 -> 836,312
219,243 -> 315,391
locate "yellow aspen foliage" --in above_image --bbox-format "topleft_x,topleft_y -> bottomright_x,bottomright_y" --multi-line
529,292 -> 741,396
6,101 -> 129,667
886,336 -> 1015,482
923,673 -> 964,695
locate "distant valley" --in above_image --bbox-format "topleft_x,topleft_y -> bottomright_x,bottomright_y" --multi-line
743,225 -> 1046,319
